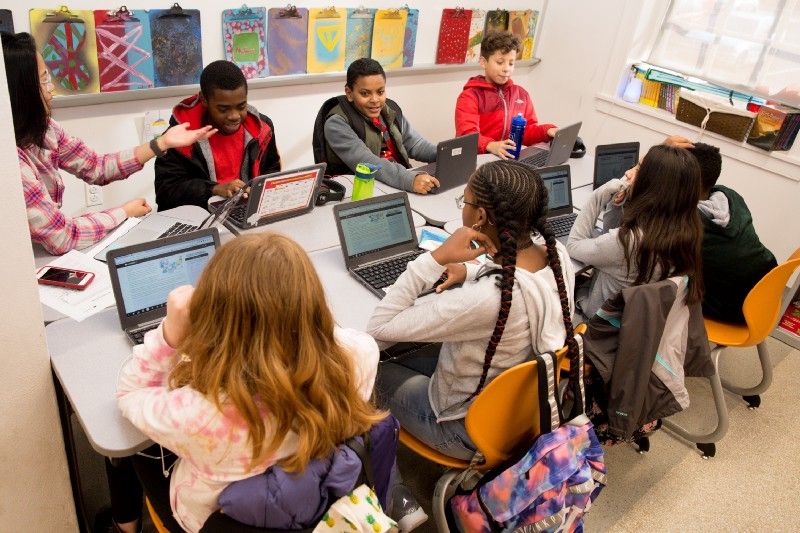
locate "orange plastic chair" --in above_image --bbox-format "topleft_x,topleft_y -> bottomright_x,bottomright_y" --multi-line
399,324 -> 586,533
145,497 -> 170,533
663,248 -> 800,458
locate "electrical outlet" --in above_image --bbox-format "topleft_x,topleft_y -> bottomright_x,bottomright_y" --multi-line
85,184 -> 103,207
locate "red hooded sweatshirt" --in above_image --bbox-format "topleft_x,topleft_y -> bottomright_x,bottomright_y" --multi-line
455,75 -> 555,153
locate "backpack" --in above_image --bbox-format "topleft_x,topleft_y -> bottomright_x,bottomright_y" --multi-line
448,338 -> 606,533
311,95 -> 404,171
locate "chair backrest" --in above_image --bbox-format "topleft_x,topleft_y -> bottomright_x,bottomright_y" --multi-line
464,345 -> 569,469
742,247 -> 800,344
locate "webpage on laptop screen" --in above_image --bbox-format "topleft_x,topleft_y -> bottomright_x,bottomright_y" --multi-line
542,171 -> 570,210
339,198 -> 414,258
596,149 -> 638,186
113,236 -> 217,317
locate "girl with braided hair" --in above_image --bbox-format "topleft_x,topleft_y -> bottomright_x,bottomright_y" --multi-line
367,160 -> 576,460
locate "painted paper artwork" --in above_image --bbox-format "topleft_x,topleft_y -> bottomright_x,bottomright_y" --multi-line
522,11 -> 540,60
436,8 -> 472,65
307,8 -> 346,74
30,7 -> 100,95
344,7 -> 374,69
465,9 -> 486,64
267,6 -> 308,76
402,8 -> 419,68
94,9 -> 154,92
149,8 -> 202,87
0,9 -> 14,33
484,10 -> 509,36
371,9 -> 407,70
509,10 -> 532,60
223,6 -> 268,79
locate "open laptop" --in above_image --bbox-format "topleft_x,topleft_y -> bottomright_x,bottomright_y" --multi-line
209,164 -> 325,229
594,142 -> 640,189
333,192 -> 424,297
518,122 -> 582,169
107,228 -> 221,345
540,165 -> 578,242
412,133 -> 478,193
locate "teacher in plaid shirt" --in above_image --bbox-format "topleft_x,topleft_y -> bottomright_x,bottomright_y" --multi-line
2,32 -> 216,255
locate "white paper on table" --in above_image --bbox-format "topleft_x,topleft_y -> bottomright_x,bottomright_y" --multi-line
37,250 -> 116,322
84,218 -> 141,258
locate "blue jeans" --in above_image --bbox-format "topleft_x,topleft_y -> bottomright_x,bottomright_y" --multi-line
376,347 -> 477,461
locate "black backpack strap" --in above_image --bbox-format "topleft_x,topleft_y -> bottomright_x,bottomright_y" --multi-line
344,433 -> 375,489
335,95 -> 368,141
534,351 -> 562,433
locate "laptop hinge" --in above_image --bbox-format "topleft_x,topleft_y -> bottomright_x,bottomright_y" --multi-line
353,248 -> 424,270
130,318 -> 163,334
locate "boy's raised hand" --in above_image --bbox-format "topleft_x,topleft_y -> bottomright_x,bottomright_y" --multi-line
163,285 -> 194,348
486,139 -> 516,159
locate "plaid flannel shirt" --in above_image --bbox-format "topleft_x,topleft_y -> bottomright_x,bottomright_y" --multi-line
18,119 -> 143,255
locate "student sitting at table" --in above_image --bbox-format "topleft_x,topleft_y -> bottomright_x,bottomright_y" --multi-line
2,32 -> 214,255
454,31 -> 556,159
367,160 -> 576,459
566,144 -> 704,320
154,60 -> 281,211
320,58 -> 440,194
117,234 -> 385,532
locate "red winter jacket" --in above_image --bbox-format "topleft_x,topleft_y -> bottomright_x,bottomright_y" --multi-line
455,75 -> 555,153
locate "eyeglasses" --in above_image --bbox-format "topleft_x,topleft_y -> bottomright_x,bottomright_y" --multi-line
455,194 -> 480,210
40,71 -> 54,89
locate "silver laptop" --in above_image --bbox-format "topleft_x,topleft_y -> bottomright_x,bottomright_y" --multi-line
107,228 -> 221,345
209,164 -> 325,229
518,122 -> 582,169
539,165 -> 578,242
333,193 -> 424,297
413,133 -> 478,193
593,142 -> 640,189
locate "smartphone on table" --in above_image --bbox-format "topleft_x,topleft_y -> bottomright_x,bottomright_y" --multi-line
36,266 -> 95,290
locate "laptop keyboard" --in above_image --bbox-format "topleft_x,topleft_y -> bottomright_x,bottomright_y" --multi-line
128,323 -> 159,345
158,222 -> 199,239
355,250 -> 426,290
520,150 -> 549,168
547,212 -> 578,238
228,204 -> 247,227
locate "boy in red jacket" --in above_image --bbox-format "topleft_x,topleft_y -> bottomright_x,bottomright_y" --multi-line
455,32 -> 556,159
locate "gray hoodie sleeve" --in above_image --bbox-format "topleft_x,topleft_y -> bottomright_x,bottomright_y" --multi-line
398,114 -> 438,164
566,178 -> 628,270
324,114 -> 417,191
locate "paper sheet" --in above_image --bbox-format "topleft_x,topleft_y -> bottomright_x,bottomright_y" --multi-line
142,110 -> 170,143
38,251 -> 116,322
84,217 -> 141,258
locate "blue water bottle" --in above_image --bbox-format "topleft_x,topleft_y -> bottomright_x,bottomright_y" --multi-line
509,113 -> 527,160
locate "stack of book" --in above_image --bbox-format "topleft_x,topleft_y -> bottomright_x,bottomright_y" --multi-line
746,105 -> 800,151
657,84 -> 680,114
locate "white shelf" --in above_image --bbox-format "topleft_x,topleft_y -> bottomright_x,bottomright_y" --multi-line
52,58 -> 541,109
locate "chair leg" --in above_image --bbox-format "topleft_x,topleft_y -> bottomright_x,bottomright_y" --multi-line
663,347 -> 729,458
719,340 -> 773,408
432,469 -> 462,533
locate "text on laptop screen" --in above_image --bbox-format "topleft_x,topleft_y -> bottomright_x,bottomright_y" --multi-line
540,169 -> 571,210
338,197 -> 414,258
595,147 -> 638,187
112,234 -> 217,317
253,169 -> 318,221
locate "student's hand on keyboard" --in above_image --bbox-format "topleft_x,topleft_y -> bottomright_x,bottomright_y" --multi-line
212,180 -> 248,199
547,127 -> 557,138
122,198 -> 152,218
435,263 -> 467,293
486,139 -> 516,159
412,173 -> 440,194
163,285 -> 194,348
432,227 -> 497,266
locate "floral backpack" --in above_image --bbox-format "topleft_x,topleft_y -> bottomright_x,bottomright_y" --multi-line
449,337 -> 606,532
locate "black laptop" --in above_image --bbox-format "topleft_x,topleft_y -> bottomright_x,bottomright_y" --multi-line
593,142 -> 640,189
413,133 -> 478,193
540,165 -> 578,241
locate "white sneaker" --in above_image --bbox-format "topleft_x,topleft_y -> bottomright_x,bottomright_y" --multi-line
389,484 -> 429,531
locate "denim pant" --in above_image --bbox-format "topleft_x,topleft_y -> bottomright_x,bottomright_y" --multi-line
376,346 -> 476,461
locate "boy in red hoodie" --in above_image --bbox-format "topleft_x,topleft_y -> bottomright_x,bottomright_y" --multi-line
455,32 -> 556,159
155,60 -> 281,211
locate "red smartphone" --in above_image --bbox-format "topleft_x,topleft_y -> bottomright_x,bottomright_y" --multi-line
36,265 -> 95,290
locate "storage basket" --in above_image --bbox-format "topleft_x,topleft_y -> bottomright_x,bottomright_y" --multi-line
675,91 -> 756,141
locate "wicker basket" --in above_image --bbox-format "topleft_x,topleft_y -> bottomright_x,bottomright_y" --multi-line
675,92 -> 756,141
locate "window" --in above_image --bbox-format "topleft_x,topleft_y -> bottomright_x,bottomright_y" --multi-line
649,0 -> 800,107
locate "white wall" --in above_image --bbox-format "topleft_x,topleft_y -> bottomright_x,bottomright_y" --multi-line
0,47 -> 77,531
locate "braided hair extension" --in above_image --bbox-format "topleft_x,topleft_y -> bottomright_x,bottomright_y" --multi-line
468,160 -> 546,397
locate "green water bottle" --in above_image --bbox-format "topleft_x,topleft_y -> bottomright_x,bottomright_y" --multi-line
352,162 -> 380,201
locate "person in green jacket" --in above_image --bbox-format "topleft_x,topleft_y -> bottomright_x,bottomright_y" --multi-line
688,141 -> 777,323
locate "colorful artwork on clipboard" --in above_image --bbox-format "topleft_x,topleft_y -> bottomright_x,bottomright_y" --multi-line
0,9 -> 14,33
149,7 -> 202,87
30,7 -> 100,95
436,8 -> 472,65
484,10 -> 509,36
267,6 -> 308,76
371,9 -> 407,70
509,10 -> 532,60
94,9 -> 154,92
522,11 -> 539,60
307,8 -> 346,74
344,8 -> 374,68
223,6 -> 268,79
465,9 -> 486,64
402,8 -> 419,68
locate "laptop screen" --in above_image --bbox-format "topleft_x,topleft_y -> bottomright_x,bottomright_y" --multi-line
337,195 -> 415,259
540,167 -> 572,211
111,233 -> 217,318
250,167 -> 320,222
594,143 -> 639,188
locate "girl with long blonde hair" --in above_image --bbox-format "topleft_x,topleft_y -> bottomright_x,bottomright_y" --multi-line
118,233 -> 384,532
